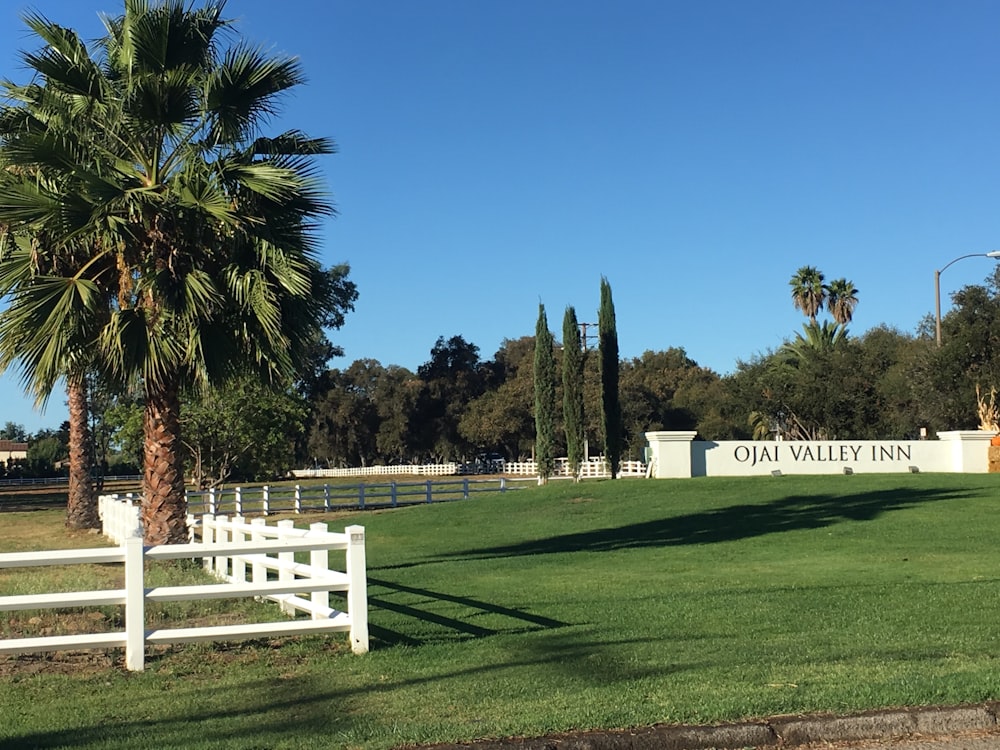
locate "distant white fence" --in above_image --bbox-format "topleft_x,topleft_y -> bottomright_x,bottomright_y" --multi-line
0,497 -> 368,671
180,477 -> 520,516
502,458 -> 648,478
293,463 -> 459,478
294,459 -> 648,480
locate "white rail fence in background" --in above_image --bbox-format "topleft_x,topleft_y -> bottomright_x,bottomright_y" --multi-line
0,497 -> 368,671
293,458 -> 648,480
180,477 -> 520,517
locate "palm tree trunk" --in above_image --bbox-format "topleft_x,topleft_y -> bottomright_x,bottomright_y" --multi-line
65,376 -> 99,530
142,380 -> 188,545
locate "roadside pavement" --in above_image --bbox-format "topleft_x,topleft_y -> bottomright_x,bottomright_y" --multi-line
422,703 -> 1000,750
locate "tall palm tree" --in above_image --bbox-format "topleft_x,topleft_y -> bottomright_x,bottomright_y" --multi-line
789,266 -> 826,323
0,1 -> 337,544
826,278 -> 859,326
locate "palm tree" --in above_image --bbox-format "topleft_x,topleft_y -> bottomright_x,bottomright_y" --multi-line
0,233 -> 109,530
826,278 -> 859,326
783,320 -> 848,361
789,266 -> 826,323
0,1 -> 337,544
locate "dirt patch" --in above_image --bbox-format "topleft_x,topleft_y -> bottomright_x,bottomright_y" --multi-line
0,649 -> 118,677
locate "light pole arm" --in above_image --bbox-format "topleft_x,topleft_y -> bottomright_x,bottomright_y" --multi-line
934,251 -> 1000,347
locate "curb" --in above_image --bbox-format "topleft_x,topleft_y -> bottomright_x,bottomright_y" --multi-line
423,703 -> 1000,749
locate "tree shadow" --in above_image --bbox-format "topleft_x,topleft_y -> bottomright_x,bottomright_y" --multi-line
441,486 -> 967,561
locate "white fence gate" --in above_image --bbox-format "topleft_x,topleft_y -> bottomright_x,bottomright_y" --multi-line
0,498 -> 368,671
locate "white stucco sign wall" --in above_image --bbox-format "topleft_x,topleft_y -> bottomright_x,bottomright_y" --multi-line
645,430 -> 995,478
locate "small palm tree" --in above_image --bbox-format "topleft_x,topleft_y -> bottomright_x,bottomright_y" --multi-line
783,320 -> 848,362
789,266 -> 826,323
826,278 -> 859,326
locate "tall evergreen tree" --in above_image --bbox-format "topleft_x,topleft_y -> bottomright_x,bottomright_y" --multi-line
598,277 -> 622,478
562,305 -> 584,481
533,304 -> 556,483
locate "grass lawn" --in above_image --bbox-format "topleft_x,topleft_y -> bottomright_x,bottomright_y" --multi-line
2,473 -> 1000,749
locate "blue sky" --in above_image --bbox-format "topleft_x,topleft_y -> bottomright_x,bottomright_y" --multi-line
2,0 -> 1000,432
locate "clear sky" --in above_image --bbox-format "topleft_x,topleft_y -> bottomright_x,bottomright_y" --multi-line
2,0 -> 1000,432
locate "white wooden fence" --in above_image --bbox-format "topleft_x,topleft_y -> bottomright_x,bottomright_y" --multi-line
293,459 -> 648,480
502,458 -> 648,478
181,477 -> 520,517
293,463 -> 459,478
0,499 -> 368,671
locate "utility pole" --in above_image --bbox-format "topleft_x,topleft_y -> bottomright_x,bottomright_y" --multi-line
578,322 -> 598,351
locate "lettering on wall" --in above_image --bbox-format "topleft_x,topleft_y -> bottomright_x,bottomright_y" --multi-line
733,443 -> 913,467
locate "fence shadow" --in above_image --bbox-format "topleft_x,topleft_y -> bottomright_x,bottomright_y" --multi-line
366,577 -> 568,647
441,486 -> 966,562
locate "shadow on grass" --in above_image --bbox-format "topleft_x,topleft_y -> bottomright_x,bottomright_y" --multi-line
443,486 -> 967,562
0,631 -> 676,749
367,576 -> 568,647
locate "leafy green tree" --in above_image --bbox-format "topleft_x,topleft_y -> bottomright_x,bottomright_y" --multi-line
533,305 -> 556,482
26,434 -> 63,477
460,337 -> 537,460
373,365 -> 420,463
562,307 -> 585,480
413,336 -> 486,461
307,360 -> 384,468
598,277 -> 622,478
184,378 -> 307,487
0,422 -> 27,442
911,269 -> 1000,431
0,2 -> 338,543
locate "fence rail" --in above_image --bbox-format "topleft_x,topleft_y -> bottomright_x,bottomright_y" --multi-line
179,477 -> 521,517
0,500 -> 368,670
292,458 -> 649,480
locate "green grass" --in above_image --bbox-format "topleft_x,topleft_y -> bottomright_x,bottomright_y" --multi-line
3,474 -> 1000,749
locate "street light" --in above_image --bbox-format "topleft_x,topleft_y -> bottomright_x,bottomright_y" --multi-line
935,251 -> 1000,346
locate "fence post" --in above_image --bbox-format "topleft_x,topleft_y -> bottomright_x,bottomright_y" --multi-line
309,522 -> 329,620
358,483 -> 365,510
345,524 -> 369,654
426,480 -> 433,503
324,484 -> 330,511
202,513 -> 215,573
232,515 -> 246,583
262,485 -> 270,516
251,518 -> 266,594
500,477 -> 506,493
391,481 -> 397,507
124,533 -> 146,671
235,487 -> 243,516
277,519 -> 295,615
208,487 -> 217,515
463,477 -> 469,499
214,515 -> 229,580
294,485 -> 301,514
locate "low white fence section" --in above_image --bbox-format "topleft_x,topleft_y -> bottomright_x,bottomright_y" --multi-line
0,510 -> 368,671
293,463 -> 459,478
502,458 -> 648,478
182,477 -> 517,516
195,514 -> 367,632
98,493 -> 142,542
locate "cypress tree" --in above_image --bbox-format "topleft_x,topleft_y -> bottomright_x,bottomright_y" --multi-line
598,277 -> 622,478
562,305 -> 585,481
534,303 -> 557,483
